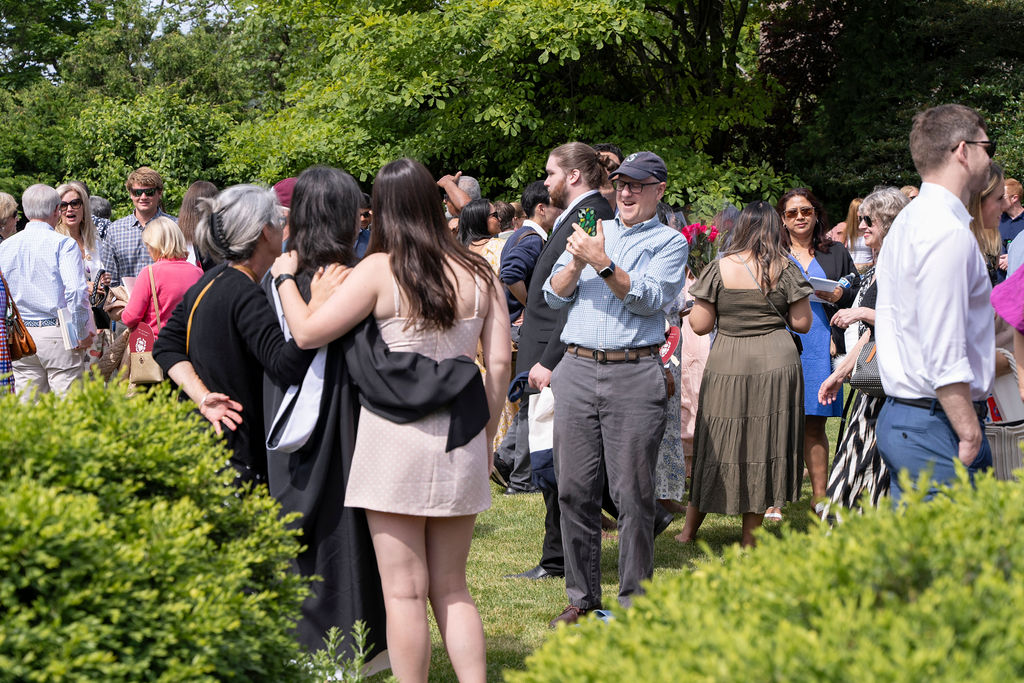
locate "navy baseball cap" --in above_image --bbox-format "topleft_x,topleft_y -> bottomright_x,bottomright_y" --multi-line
608,152 -> 668,183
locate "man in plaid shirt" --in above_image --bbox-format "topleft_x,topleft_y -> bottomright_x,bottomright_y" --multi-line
101,166 -> 176,286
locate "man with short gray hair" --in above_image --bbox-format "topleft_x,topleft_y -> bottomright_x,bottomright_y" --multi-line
0,184 -> 92,397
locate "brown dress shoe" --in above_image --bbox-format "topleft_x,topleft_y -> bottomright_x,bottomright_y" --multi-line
549,604 -> 588,628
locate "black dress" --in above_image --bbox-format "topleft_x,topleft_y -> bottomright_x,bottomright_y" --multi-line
260,273 -> 387,658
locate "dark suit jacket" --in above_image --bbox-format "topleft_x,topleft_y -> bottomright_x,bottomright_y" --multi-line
813,241 -> 858,354
515,190 -> 616,375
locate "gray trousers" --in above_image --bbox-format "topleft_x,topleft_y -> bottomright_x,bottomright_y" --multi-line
552,352 -> 667,609
495,400 -> 533,489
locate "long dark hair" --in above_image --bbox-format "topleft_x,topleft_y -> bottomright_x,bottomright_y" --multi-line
777,187 -> 832,253
369,158 -> 494,331
290,165 -> 360,272
721,200 -> 790,292
457,198 -> 493,246
179,180 -> 218,244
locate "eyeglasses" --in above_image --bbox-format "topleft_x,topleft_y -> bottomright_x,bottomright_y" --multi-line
489,211 -> 499,218
858,214 -> 873,227
612,180 -> 661,194
360,211 -> 371,219
783,206 -> 815,219
58,198 -> 83,211
130,187 -> 160,197
955,140 -> 997,158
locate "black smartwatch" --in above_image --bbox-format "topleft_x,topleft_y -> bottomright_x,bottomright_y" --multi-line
274,273 -> 297,289
597,261 -> 616,279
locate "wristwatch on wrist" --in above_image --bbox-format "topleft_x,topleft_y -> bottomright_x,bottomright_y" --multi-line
274,273 -> 297,289
597,261 -> 616,279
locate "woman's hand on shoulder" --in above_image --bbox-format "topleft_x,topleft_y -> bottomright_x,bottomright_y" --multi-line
271,250 -> 299,278
309,264 -> 351,312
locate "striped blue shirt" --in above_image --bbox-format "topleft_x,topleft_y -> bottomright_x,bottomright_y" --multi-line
0,220 -> 91,340
543,215 -> 688,349
100,209 -> 175,286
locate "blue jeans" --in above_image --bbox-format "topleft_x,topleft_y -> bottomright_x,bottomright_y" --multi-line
876,398 -> 992,505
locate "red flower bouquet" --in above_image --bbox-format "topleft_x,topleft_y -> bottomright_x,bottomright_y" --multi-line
682,223 -> 719,277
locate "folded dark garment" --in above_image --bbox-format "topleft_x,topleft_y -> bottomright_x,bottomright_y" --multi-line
341,316 -> 489,451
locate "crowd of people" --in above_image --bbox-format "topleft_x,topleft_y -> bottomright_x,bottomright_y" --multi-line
0,101 -> 1021,681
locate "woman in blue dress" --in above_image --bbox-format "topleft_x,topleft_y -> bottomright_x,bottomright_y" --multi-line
776,188 -> 856,519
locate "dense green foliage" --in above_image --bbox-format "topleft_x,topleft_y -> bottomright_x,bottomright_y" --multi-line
0,0 -> 1021,218
511,469 -> 1024,681
764,0 -> 1024,216
0,376 -> 312,681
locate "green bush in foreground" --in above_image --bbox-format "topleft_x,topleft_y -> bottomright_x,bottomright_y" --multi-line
0,376 -> 311,681
512,469 -> 1024,682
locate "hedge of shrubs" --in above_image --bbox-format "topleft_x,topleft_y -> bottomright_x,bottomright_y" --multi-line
512,469 -> 1024,681
0,376 -> 313,681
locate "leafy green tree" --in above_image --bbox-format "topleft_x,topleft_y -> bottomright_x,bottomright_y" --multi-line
0,0 -> 109,88
63,87 -> 234,215
762,0 -> 1024,213
220,0 -> 793,214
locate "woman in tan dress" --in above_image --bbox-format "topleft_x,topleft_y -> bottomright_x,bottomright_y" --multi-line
272,158 -> 510,683
676,201 -> 812,547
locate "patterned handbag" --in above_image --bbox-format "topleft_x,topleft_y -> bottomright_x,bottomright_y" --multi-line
850,341 -> 885,398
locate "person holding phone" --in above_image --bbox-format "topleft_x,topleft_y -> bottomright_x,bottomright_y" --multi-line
544,151 -> 688,626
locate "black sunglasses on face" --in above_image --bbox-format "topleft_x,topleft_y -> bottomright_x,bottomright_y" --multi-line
130,187 -> 160,197
955,140 -> 997,158
360,211 -> 371,219
59,198 -> 83,211
858,214 -> 873,227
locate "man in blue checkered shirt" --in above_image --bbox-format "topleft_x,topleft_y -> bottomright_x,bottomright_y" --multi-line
100,166 -> 176,286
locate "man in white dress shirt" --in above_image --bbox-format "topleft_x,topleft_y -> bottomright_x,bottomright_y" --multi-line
0,184 -> 92,397
874,104 -> 995,502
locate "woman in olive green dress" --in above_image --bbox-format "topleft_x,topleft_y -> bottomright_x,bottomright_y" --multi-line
676,201 -> 813,547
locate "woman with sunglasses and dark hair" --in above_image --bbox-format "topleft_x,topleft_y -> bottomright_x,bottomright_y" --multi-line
272,158 -> 510,683
777,188 -> 857,520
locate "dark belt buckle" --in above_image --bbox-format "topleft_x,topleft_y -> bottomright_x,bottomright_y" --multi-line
592,348 -> 608,363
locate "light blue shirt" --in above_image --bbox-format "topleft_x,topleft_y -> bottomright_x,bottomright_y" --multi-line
1008,236 -> 1024,276
0,220 -> 91,340
543,215 -> 688,349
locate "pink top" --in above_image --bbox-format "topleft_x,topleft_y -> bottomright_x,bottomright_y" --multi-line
121,259 -> 204,336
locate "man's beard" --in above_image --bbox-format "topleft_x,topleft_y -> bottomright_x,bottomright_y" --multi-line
549,178 -> 568,210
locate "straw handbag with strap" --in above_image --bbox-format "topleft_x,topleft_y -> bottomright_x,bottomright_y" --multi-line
128,266 -> 164,384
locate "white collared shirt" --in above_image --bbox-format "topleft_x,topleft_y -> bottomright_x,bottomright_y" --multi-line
521,218 -> 548,241
875,182 -> 994,400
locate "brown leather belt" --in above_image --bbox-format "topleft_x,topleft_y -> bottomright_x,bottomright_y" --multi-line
565,344 -> 660,363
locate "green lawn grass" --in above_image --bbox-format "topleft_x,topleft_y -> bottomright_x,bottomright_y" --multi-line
369,418 -> 843,681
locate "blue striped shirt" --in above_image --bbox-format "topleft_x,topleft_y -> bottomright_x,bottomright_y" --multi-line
543,215 -> 688,349
0,221 -> 91,340
100,209 -> 175,286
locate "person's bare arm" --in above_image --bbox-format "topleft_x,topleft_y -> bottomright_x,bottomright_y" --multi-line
936,382 -> 982,467
688,299 -> 716,335
507,280 -> 528,306
271,251 -> 372,349
478,273 -> 513,463
165,360 -> 243,435
438,172 -> 472,215
819,330 -> 872,405
788,296 -> 813,333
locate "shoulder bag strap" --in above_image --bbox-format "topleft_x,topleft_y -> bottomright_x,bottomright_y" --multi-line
739,257 -> 795,332
186,272 -> 225,355
148,265 -> 161,329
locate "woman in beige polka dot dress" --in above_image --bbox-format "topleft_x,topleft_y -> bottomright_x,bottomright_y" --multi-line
272,158 -> 510,683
